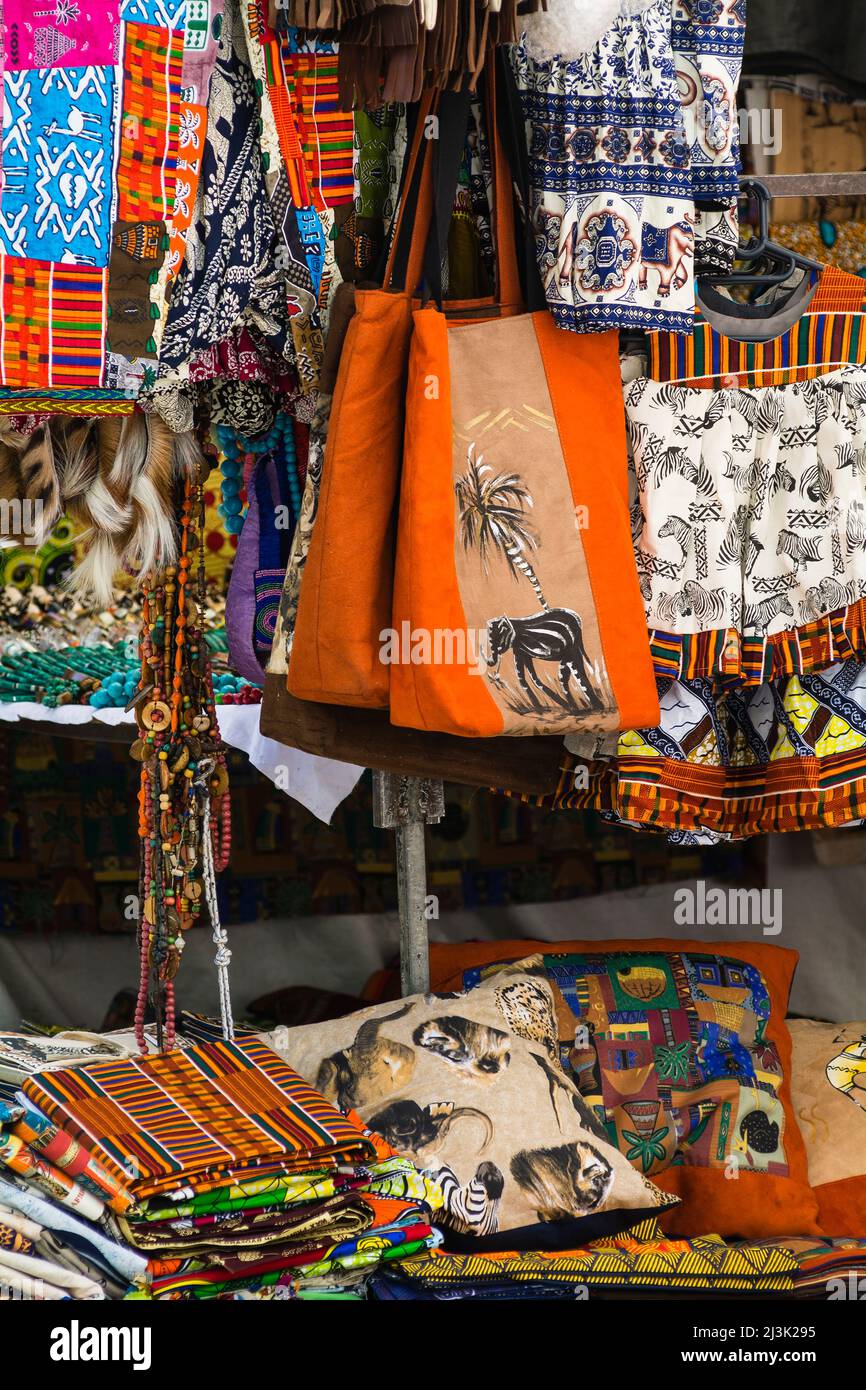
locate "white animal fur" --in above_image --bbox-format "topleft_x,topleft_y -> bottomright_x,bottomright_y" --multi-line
522,0 -> 659,61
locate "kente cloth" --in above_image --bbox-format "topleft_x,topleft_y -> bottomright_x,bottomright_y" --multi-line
22,1035 -> 381,1201
375,1221 -> 798,1297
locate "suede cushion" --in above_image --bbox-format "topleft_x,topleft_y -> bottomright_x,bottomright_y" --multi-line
426,938 -> 821,1240
789,1017 -> 866,1238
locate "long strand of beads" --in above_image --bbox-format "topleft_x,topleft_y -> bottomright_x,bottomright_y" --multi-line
133,459 -> 232,1050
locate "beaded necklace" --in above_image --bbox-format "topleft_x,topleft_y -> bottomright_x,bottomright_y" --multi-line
133,468 -> 233,1051
214,414 -> 303,536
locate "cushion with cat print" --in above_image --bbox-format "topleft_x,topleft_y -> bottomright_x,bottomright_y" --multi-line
789,1018 -> 866,1238
267,967 -> 674,1251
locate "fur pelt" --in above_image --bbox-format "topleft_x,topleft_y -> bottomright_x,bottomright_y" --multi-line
521,0 -> 658,61
0,413 -> 205,605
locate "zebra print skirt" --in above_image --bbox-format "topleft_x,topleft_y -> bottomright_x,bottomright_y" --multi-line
626,364 -> 866,684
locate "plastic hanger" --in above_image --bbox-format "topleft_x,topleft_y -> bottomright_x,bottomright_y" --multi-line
701,177 -> 823,289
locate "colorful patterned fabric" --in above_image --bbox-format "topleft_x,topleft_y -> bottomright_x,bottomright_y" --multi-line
153,1 -> 287,381
463,949 -> 789,1180
647,599 -> 866,688
374,1217 -> 797,1297
258,23 -> 353,212
115,21 -> 185,222
0,3 -> 196,404
556,656 -> 866,838
0,259 -> 107,389
648,265 -> 866,389
626,265 -> 866,692
4,1 -> 121,70
672,0 -> 746,202
0,1175 -> 148,1286
778,1235 -> 866,1298
511,2 -> 698,334
149,1223 -> 438,1297
11,1100 -> 134,1215
0,1131 -> 105,1221
1,64 -> 116,265
22,1035 -> 380,1201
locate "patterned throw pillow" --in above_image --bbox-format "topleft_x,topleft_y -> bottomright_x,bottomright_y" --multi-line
789,1018 -> 866,1238
427,938 -> 821,1239
270,969 -> 674,1250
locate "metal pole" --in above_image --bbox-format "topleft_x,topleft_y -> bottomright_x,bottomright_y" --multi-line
372,772 -> 445,996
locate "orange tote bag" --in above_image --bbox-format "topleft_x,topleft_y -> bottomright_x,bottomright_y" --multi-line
288,85 -> 516,710
286,102 -> 434,711
389,94 -> 659,738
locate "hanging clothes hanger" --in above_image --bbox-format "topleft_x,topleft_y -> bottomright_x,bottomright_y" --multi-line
700,177 -> 824,290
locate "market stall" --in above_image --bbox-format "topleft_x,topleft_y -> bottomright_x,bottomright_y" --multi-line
0,0 -> 863,1325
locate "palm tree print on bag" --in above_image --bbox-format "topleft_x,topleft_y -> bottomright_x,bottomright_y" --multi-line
454,444 -> 607,718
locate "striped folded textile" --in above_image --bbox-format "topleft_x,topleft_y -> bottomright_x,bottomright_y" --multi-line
22,1036 -> 379,1203
752,1237 -> 866,1300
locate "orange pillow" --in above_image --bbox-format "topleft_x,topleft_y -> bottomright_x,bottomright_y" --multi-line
788,1018 -> 866,1239
429,938 -> 821,1241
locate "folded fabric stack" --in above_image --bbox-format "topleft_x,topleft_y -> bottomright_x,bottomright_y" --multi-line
1,1033 -> 440,1300
368,1217 -> 799,1301
774,1237 -> 866,1300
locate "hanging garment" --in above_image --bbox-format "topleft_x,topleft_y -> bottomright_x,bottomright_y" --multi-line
603,657 -> 866,838
509,2 -> 696,334
629,265 -> 866,687
508,652 -> 866,840
510,0 -> 747,334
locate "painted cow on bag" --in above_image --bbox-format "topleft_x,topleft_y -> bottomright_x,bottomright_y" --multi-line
486,608 -> 603,712
638,214 -> 695,297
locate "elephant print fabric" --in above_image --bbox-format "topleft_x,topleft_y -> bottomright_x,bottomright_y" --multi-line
276,970 -> 672,1244
510,0 -> 743,335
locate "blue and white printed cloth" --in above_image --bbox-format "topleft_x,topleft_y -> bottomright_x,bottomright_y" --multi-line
511,0 -> 747,335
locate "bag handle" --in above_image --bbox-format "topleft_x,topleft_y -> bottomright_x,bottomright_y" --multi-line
382,89 -> 440,294
384,62 -> 523,310
495,46 -> 547,314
